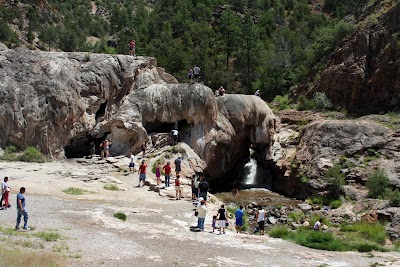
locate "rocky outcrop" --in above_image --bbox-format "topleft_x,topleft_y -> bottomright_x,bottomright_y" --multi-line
0,48 -> 276,181
270,110 -> 400,198
294,2 -> 400,114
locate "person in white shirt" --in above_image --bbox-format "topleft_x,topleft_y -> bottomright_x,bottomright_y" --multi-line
171,129 -> 179,145
1,177 -> 10,209
128,153 -> 136,174
256,206 -> 266,235
196,200 -> 207,231
313,218 -> 322,231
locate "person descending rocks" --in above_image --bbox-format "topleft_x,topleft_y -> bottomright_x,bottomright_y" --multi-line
254,90 -> 261,98
138,160 -> 147,187
171,129 -> 179,145
141,141 -> 147,157
163,161 -> 172,187
15,187 -> 29,231
193,64 -> 201,83
174,156 -> 182,176
256,205 -> 266,235
129,40 -> 136,56
187,68 -> 194,84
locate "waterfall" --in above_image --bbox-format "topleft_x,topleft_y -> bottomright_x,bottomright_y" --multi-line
243,157 -> 257,185
240,148 -> 273,188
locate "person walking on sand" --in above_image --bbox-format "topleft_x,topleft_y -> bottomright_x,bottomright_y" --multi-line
1,177 -> 11,209
129,40 -> 136,56
235,205 -> 244,233
128,153 -> 136,174
175,175 -> 181,200
138,160 -> 147,187
217,204 -> 228,235
163,161 -> 172,187
155,161 -> 161,185
15,187 -> 29,231
196,200 -> 207,231
256,205 -> 266,235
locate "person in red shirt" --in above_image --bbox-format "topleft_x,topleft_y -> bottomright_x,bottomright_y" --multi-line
162,161 -> 172,187
138,160 -> 147,187
175,175 -> 181,200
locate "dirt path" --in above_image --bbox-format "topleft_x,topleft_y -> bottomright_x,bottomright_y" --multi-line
0,159 -> 399,267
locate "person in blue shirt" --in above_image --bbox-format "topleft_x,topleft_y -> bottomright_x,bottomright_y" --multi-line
15,187 -> 29,231
235,205 -> 245,233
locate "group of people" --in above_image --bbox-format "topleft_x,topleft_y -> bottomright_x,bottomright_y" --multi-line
188,65 -> 201,84
1,177 -> 30,231
214,86 -> 226,97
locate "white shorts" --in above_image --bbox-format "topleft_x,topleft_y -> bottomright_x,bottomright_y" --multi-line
175,186 -> 181,191
218,220 -> 226,228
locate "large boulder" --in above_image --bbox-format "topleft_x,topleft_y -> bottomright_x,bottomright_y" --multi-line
0,48 -> 276,181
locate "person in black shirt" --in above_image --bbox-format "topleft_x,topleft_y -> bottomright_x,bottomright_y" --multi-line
198,176 -> 209,201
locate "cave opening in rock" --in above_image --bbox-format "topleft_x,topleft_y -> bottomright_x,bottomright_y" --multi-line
64,132 -> 110,158
95,101 -> 107,124
144,120 -> 175,134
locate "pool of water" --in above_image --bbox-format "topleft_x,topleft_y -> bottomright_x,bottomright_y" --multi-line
214,188 -> 300,208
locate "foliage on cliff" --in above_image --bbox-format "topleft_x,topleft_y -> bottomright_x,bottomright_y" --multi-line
0,0 -> 370,99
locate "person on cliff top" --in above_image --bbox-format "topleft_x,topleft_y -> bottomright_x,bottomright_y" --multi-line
175,175 -> 181,200
128,40 -> 136,56
137,160 -> 147,187
174,156 -> 182,176
235,205 -> 244,233
255,205 -> 266,235
155,161 -> 161,186
187,68 -> 194,84
254,90 -> 261,98
163,161 -> 172,187
218,86 -> 225,96
15,187 -> 29,231
193,64 -> 201,83
128,153 -> 136,174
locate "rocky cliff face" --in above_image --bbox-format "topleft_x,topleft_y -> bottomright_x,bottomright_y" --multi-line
294,2 -> 400,114
0,46 -> 276,181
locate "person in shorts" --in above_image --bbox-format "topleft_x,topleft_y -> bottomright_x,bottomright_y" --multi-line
175,175 -> 181,200
256,205 -> 266,235
138,160 -> 147,187
217,204 -> 228,235
128,153 -> 135,174
235,205 -> 244,233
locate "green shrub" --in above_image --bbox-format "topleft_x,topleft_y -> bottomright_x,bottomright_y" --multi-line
389,190 -> 400,207
4,145 -> 17,154
340,222 -> 388,244
307,197 -> 342,209
33,231 -> 61,242
84,53 -> 91,62
114,212 -> 127,221
17,147 -> 46,163
288,211 -> 305,222
272,95 -> 292,110
330,199 -> 342,209
366,168 -> 390,198
297,95 -> 316,111
324,164 -> 345,196
62,187 -> 87,195
353,242 -> 387,252
314,92 -> 333,110
292,228 -> 349,251
269,226 -> 290,238
104,184 -> 119,191
171,146 -> 187,156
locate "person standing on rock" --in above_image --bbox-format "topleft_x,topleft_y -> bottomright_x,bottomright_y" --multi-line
129,153 -> 136,174
141,141 -> 147,157
198,176 -> 209,201
163,161 -> 172,187
256,205 -> 266,235
235,205 -> 244,233
175,175 -> 181,200
217,204 -> 228,235
254,90 -> 261,98
196,200 -> 207,231
129,40 -> 136,56
15,187 -> 29,231
138,160 -> 147,187
187,68 -> 194,84
155,161 -> 161,185
171,129 -> 179,145
89,142 -> 95,159
1,177 -> 11,209
193,64 -> 201,83
174,156 -> 182,176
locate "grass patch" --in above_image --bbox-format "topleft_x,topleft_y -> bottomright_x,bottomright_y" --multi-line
52,242 -> 70,253
104,184 -> 119,191
14,240 -> 44,249
33,231 -> 61,242
288,211 -> 305,223
0,245 -> 64,267
17,146 -> 47,163
307,196 -> 342,209
268,226 -> 290,238
171,145 -> 187,156
62,187 -> 88,195
114,212 -> 127,221
340,222 -> 388,244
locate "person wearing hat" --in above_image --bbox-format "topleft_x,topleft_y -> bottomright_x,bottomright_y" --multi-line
138,160 -> 147,187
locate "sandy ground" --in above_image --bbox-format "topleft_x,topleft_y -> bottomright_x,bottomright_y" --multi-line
0,158 -> 400,267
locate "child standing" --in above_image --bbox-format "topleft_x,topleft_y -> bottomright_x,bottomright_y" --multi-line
212,215 -> 217,233
129,153 -> 135,174
1,177 -> 10,209
175,175 -> 181,200
155,161 -> 161,185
